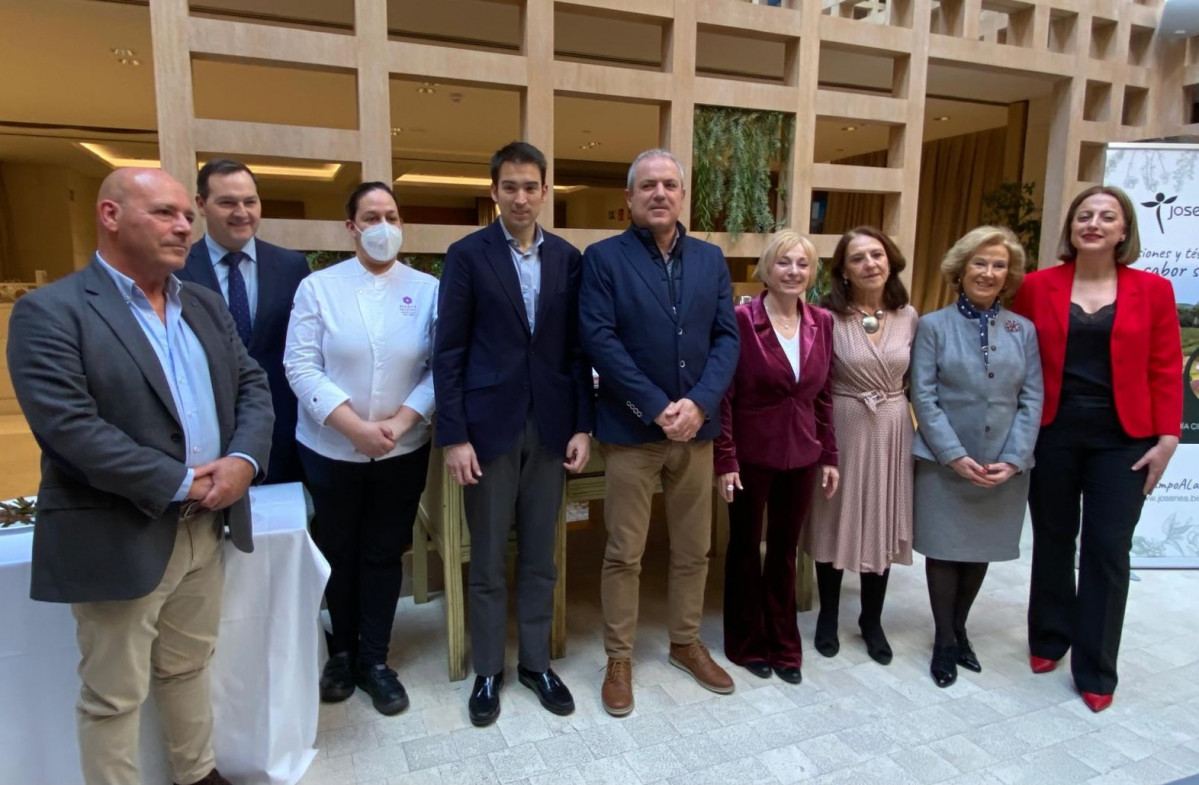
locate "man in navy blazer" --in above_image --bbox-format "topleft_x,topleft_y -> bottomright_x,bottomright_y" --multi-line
433,142 -> 595,726
579,148 -> 739,717
178,159 -> 310,484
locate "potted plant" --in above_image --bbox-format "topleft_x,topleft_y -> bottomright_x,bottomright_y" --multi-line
0,497 -> 36,534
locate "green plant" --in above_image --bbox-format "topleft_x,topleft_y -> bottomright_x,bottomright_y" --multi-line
692,106 -> 793,240
303,251 -> 444,278
805,258 -> 834,305
304,250 -> 352,271
0,497 -> 36,527
980,181 -> 1042,269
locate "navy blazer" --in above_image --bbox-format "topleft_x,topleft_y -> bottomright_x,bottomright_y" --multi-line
178,237 -> 310,483
433,221 -> 595,464
579,225 -> 739,444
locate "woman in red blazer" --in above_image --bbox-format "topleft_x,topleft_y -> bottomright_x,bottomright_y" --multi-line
1011,185 -> 1182,713
715,231 -> 839,684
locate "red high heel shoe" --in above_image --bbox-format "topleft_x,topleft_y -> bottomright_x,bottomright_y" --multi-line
1081,692 -> 1113,713
1029,655 -> 1057,674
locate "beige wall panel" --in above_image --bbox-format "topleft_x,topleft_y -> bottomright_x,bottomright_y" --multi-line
193,119 -> 360,163
815,91 -> 908,125
810,163 -> 903,194
356,0 -> 392,183
525,0 -> 556,225
555,62 -> 672,102
819,17 -> 913,55
560,0 -> 675,19
692,77 -> 795,113
387,43 -> 528,87
189,18 -> 356,70
695,0 -> 803,39
149,0 -> 196,186
929,35 -> 1073,77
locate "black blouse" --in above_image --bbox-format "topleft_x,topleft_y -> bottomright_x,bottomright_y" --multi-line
1061,302 -> 1115,408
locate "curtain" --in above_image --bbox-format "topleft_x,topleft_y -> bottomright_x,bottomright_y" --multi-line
823,150 -> 887,236
476,197 -> 497,227
0,169 -> 15,280
910,127 -> 1007,314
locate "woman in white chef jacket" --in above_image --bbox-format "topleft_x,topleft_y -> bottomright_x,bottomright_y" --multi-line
285,181 -> 437,717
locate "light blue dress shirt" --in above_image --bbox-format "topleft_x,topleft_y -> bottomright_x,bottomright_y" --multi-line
96,254 -> 256,502
499,221 -> 543,333
205,234 -> 258,325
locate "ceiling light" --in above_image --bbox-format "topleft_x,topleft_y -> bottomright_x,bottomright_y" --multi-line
77,143 -> 343,180
934,115 -> 951,121
417,82 -> 437,95
110,47 -> 140,66
391,127 -> 403,135
842,125 -> 857,132
1176,29 -> 1188,35
578,141 -> 602,150
394,173 -> 586,193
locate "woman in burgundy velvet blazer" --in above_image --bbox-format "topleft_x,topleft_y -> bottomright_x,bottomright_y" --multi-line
716,231 -> 839,684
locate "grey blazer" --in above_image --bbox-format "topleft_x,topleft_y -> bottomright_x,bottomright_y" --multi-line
910,304 -> 1043,470
8,258 -> 274,603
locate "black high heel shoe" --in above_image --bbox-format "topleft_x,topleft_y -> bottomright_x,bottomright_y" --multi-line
955,632 -> 981,673
930,645 -> 957,688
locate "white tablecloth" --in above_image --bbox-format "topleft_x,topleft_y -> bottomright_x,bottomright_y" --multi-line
0,483 -> 329,785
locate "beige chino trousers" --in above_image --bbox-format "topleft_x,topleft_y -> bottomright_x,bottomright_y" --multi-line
71,512 -> 224,785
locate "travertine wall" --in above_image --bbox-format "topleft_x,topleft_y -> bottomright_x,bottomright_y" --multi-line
148,0 -> 1192,275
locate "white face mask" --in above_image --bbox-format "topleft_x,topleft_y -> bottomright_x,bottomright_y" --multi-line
358,222 -> 403,263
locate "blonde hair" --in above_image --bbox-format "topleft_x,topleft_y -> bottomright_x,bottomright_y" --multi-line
941,225 -> 1026,299
753,230 -> 817,286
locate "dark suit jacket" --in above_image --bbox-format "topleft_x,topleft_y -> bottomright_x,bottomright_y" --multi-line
178,237 -> 310,483
714,294 -> 837,475
433,221 -> 595,463
579,225 -> 739,444
8,259 -> 274,603
1011,261 -> 1182,438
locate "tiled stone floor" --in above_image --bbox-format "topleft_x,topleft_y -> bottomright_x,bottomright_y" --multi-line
301,519 -> 1199,785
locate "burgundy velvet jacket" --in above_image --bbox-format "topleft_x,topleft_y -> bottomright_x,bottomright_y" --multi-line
715,293 -> 838,475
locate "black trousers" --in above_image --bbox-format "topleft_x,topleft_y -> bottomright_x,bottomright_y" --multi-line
299,441 -> 431,667
463,417 -> 565,676
1027,405 -> 1154,695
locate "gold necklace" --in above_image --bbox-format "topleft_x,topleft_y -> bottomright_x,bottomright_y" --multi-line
764,300 -> 798,330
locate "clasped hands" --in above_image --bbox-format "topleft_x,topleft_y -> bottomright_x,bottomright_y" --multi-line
654,398 -> 704,442
185,456 -> 256,511
948,456 -> 1018,487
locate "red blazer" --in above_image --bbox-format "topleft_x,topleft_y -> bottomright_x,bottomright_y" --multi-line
1010,261 -> 1182,438
715,294 -> 837,474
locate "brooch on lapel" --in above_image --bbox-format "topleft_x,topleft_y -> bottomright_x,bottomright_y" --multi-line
1004,320 -> 1021,333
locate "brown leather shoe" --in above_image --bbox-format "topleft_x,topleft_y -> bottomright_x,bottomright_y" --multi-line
602,657 -> 634,717
669,641 -> 735,694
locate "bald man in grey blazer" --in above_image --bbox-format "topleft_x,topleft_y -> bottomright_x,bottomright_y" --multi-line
7,168 -> 273,785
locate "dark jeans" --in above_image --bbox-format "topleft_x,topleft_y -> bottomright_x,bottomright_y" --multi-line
1027,404 -> 1154,695
299,441 -> 431,667
723,463 -> 815,669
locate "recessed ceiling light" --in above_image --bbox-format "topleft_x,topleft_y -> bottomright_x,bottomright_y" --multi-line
1176,29 -> 1188,35
934,115 -> 951,121
417,82 -> 437,95
77,143 -> 342,179
578,141 -> 602,150
391,127 -> 403,135
110,47 -> 140,66
842,125 -> 857,132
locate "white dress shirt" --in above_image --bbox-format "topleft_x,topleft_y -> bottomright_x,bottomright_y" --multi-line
285,258 -> 438,462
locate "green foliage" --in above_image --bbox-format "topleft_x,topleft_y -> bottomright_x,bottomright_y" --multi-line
805,258 -> 834,305
304,250 -> 352,271
693,106 -> 793,240
980,182 -> 1043,269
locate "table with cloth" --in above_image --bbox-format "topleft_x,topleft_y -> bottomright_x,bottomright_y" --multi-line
0,483 -> 328,785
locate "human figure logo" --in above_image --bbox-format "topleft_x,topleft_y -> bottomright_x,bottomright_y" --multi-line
1141,192 -> 1178,234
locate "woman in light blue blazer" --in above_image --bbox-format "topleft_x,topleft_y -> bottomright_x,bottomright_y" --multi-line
911,226 -> 1044,688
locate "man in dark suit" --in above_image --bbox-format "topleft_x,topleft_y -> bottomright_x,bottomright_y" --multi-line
178,159 -> 310,484
579,148 -> 740,717
433,141 -> 594,726
7,168 -> 273,785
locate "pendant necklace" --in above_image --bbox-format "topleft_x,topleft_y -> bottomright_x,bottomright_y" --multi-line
852,305 -> 884,335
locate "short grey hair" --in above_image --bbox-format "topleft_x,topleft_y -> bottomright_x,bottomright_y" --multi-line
941,225 -> 1027,299
626,149 -> 686,191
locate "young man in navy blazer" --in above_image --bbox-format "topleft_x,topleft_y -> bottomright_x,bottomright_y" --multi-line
433,142 -> 595,726
579,149 -> 740,716
178,159 -> 311,484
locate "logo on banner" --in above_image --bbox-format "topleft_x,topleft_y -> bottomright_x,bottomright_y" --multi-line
1141,192 -> 1179,234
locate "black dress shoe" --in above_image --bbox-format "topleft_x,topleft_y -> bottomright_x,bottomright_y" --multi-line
773,665 -> 802,685
955,632 -> 982,673
469,672 -> 504,726
356,663 -> 409,716
319,652 -> 355,703
175,768 -> 232,785
814,610 -> 840,658
518,665 -> 575,716
930,645 -> 958,688
860,622 -> 893,665
742,661 -> 773,679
